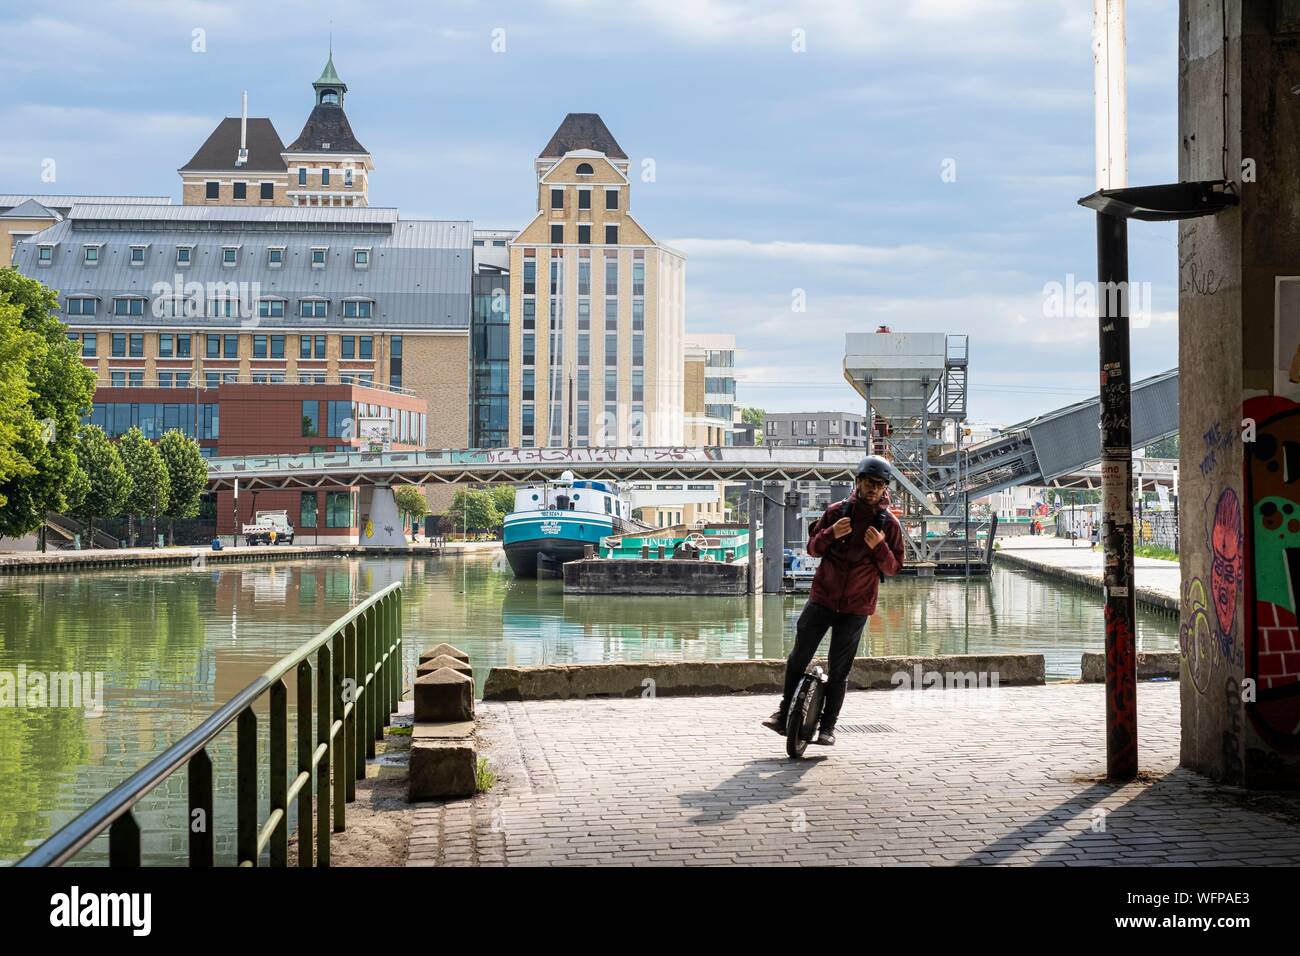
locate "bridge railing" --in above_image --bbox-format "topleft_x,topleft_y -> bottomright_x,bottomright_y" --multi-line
18,582 -> 404,867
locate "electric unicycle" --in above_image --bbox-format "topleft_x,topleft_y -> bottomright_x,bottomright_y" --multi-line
786,665 -> 829,758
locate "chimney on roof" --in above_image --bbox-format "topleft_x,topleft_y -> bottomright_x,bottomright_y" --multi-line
236,91 -> 249,166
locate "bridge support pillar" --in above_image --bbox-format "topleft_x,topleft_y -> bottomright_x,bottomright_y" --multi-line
762,482 -> 785,594
359,485 -> 409,549
784,488 -> 801,549
1177,1 -> 1300,788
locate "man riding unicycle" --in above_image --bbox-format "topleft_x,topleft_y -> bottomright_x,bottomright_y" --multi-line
763,455 -> 905,746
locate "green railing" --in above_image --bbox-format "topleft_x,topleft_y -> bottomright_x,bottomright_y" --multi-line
18,582 -> 404,867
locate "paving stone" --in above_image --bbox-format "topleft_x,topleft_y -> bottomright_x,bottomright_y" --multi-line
404,682 -> 1300,866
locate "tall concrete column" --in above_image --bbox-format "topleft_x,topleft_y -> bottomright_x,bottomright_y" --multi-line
785,489 -> 802,549
762,481 -> 785,594
359,485 -> 409,548
747,488 -> 759,594
829,481 -> 852,508
1178,1 -> 1300,787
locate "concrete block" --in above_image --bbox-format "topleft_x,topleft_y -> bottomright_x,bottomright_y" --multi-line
482,654 -> 1045,701
417,654 -> 473,678
419,643 -> 469,664
414,668 -> 475,722
412,721 -> 474,741
408,738 -> 477,800
1080,651 -> 1180,683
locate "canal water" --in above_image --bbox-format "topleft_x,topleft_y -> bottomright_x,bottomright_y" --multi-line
0,551 -> 1178,865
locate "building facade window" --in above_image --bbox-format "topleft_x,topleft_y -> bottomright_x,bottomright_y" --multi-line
390,335 -> 403,388
325,491 -> 352,528
605,188 -> 619,210
205,181 -> 219,200
233,182 -> 247,201
605,225 -> 618,245
550,188 -> 563,210
300,492 -> 319,529
550,224 -> 563,244
261,181 -> 274,200
578,189 -> 592,210
302,400 -> 320,437
578,224 -> 591,245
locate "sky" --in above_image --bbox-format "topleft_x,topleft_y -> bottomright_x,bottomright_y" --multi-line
1,0 -> 1183,428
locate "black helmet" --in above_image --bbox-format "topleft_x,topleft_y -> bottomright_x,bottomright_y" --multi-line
856,455 -> 892,482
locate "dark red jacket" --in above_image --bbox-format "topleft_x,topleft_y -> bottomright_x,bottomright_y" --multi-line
806,489 -> 905,616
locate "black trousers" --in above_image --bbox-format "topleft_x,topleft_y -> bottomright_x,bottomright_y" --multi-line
780,600 -> 868,731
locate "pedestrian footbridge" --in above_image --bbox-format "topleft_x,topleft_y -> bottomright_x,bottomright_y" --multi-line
205,445 -> 868,491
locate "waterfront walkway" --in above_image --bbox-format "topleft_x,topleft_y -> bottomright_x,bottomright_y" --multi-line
406,682 -> 1300,866
995,535 -> 1180,611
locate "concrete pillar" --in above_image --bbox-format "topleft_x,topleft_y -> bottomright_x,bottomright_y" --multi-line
785,489 -> 802,549
830,481 -> 852,508
762,481 -> 785,594
1178,1 -> 1300,787
747,488 -> 759,593
358,485 -> 408,548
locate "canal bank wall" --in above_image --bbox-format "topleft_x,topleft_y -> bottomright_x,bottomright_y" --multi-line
993,536 -> 1179,615
0,540 -> 502,574
483,654 -> 1044,700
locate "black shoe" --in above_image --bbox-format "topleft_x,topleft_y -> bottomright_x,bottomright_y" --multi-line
813,729 -> 836,746
762,711 -> 787,735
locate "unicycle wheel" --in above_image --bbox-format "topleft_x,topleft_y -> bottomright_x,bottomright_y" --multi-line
786,669 -> 827,758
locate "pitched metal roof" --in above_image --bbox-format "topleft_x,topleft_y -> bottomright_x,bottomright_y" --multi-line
539,113 -> 627,160
285,104 -> 366,154
0,199 -> 60,221
0,194 -> 171,216
66,203 -> 398,226
180,117 -> 288,173
13,211 -> 471,331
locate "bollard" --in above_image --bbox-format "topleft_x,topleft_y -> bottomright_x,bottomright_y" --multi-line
657,545 -> 665,560
641,543 -> 649,559
584,543 -> 594,559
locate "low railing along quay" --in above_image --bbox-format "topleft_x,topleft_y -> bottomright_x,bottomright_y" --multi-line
18,582 -> 404,867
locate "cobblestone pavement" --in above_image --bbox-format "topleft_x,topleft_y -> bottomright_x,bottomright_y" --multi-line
407,682 -> 1300,866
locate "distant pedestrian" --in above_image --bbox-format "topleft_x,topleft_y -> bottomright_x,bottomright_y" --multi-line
1090,522 -> 1100,550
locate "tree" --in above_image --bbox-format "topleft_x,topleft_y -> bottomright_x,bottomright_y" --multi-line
394,485 -> 430,534
489,484 -> 516,517
72,425 -> 131,547
1143,433 -> 1179,460
158,429 -> 208,544
117,427 -> 171,546
740,407 -> 765,426
0,269 -> 96,538
0,298 -> 40,508
446,488 -> 501,538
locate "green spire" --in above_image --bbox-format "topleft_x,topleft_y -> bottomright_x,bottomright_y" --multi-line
312,46 -> 347,105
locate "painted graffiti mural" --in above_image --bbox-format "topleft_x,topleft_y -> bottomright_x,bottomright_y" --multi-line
1209,488 -> 1244,666
1179,578 -> 1214,695
1243,396 -> 1300,751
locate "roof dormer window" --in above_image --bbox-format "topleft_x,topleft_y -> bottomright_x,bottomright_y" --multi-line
37,244 -> 54,265
267,246 -> 284,268
353,247 -> 370,269
128,244 -> 148,265
311,247 -> 328,269
221,245 -> 240,267
176,245 -> 193,267
82,244 -> 101,265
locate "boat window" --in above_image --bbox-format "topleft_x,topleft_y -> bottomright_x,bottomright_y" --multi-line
556,494 -> 570,510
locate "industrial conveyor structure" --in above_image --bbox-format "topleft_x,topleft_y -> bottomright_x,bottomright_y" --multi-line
843,331 -> 1178,567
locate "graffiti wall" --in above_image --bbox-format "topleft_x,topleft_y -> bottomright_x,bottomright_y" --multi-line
1242,395 -> 1300,761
